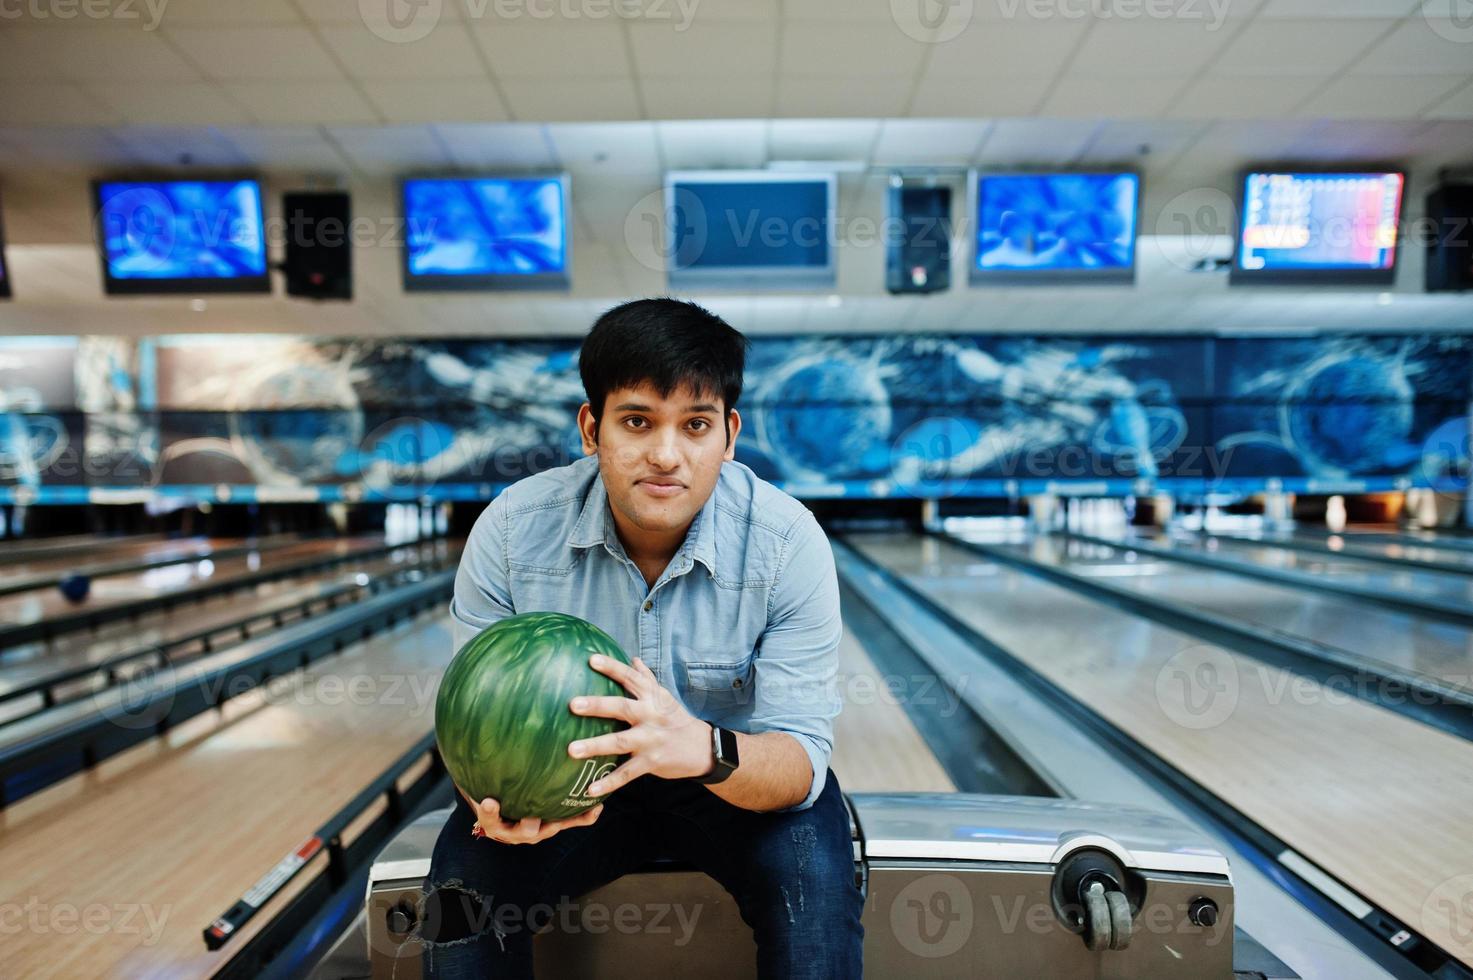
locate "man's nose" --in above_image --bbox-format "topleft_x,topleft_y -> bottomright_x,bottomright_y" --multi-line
647,431 -> 680,469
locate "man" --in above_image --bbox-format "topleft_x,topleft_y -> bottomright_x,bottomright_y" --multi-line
421,298 -> 863,977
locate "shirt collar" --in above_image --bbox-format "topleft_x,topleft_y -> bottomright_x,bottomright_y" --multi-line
567,470 -> 719,576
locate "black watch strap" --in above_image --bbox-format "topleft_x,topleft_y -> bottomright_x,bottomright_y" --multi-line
698,725 -> 740,785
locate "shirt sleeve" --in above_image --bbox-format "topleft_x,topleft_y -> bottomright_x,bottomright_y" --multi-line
750,510 -> 843,812
448,494 -> 515,655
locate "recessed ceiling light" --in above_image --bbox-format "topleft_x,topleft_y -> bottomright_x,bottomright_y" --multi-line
826,295 -> 842,307
1376,292 -> 1393,305
190,299 -> 207,312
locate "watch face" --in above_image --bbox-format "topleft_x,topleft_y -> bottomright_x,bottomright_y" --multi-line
717,727 -> 739,768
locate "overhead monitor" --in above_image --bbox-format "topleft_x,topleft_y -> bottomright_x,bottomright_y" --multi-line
665,170 -> 837,290
970,172 -> 1140,285
94,179 -> 270,295
1232,171 -> 1404,285
402,175 -> 570,291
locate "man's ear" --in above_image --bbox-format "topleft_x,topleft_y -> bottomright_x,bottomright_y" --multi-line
723,408 -> 742,461
576,402 -> 599,455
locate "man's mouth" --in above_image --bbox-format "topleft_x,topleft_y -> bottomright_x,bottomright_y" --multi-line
637,478 -> 686,497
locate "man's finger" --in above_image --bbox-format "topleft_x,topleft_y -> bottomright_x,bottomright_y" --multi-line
570,694 -> 637,722
588,758 -> 645,797
589,654 -> 645,693
569,727 -> 637,759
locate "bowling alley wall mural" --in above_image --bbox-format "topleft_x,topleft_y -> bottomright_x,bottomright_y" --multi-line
0,332 -> 1468,502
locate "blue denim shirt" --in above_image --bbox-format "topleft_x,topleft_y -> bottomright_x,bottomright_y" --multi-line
449,453 -> 843,811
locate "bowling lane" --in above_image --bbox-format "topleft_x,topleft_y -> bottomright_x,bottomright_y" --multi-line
1139,529 -> 1473,607
850,531 -> 1473,968
0,536 -> 391,638
0,535 -> 298,594
974,532 -> 1473,694
0,540 -> 459,722
1194,527 -> 1473,573
0,607 -> 454,979
0,533 -> 157,564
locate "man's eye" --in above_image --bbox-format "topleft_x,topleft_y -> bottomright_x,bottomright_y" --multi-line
625,417 -> 647,429
688,419 -> 709,431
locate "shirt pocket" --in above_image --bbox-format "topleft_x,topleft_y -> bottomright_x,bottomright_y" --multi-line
680,651 -> 758,716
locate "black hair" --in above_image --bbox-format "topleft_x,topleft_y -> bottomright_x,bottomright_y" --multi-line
579,298 -> 748,441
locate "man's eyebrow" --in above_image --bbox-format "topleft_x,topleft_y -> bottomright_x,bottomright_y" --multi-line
611,402 -> 720,413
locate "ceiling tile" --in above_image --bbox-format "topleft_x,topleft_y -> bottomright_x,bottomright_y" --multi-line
361,80 -> 510,123
780,21 -> 930,77
499,77 -> 642,122
84,82 -> 254,126
163,27 -> 344,80
1041,76 -> 1183,117
433,122 -> 558,169
655,120 -> 769,168
225,81 -> 380,124
1214,19 -> 1397,74
470,17 -> 631,77
317,23 -> 487,78
295,0 -> 463,23
0,84 -> 122,125
909,72 -> 1050,116
774,77 -> 911,118
0,29 -> 78,81
327,125 -> 451,174
546,123 -> 662,174
924,20 -> 1090,78
214,126 -> 355,171
1424,79 -> 1473,119
639,75 -> 776,119
49,28 -> 204,82
975,118 -> 1103,165
150,0 -> 303,23
627,20 -> 777,76
1356,18 -> 1473,75
1068,19 -> 1239,77
1296,74 -> 1469,118
1257,0 -> 1420,17
769,119 -> 881,160
105,126 -> 253,168
1166,73 -> 1327,118
873,119 -> 990,165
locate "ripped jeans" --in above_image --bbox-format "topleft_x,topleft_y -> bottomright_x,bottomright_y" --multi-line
419,769 -> 863,979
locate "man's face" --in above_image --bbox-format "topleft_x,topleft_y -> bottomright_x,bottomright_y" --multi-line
577,381 -> 740,540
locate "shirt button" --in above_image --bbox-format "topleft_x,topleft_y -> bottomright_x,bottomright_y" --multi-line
643,600 -> 653,612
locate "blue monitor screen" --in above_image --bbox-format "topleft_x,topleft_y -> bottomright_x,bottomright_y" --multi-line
403,177 -> 568,288
973,173 -> 1138,280
96,180 -> 268,291
1236,172 -> 1403,277
671,178 -> 832,271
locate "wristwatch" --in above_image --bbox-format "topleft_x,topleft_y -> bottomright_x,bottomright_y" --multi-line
698,725 -> 740,784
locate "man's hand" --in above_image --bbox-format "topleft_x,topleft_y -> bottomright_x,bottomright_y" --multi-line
457,785 -> 604,846
568,654 -> 713,795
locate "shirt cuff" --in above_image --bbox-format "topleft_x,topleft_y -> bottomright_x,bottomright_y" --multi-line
777,731 -> 830,812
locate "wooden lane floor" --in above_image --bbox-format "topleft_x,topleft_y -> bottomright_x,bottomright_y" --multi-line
991,534 -> 1473,695
0,534 -> 158,563
0,537 -> 392,637
0,573 -> 951,977
1190,527 -> 1473,573
850,531 -> 1473,968
0,609 -> 454,979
